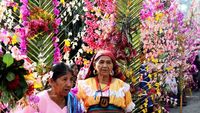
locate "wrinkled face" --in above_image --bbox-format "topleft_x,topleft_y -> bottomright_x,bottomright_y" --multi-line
94,56 -> 113,77
50,72 -> 73,96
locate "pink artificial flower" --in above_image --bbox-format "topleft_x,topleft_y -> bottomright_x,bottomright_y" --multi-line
20,0 -> 28,4
53,8 -> 60,16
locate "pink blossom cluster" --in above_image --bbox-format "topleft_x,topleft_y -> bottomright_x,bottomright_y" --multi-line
141,0 -> 183,70
82,0 -> 116,50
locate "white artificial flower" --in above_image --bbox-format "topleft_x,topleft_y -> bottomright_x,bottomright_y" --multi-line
63,52 -> 70,60
95,30 -> 101,35
74,37 -> 78,41
70,1 -> 75,7
72,19 -> 77,24
75,14 -> 79,21
81,31 -> 85,37
78,2 -> 81,7
83,6 -> 88,12
67,7 -> 71,13
64,17 -> 67,21
78,49 -> 83,54
69,12 -> 72,16
68,32 -> 72,36
72,43 -> 76,49
74,6 -> 78,10
63,11 -> 66,16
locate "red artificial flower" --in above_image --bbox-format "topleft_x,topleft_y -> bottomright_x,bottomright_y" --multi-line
7,75 -> 20,90
64,46 -> 71,52
26,84 -> 34,96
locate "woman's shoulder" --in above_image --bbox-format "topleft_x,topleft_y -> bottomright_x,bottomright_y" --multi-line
78,77 -> 95,84
36,90 -> 50,103
111,78 -> 130,91
37,90 -> 48,97
112,78 -> 127,84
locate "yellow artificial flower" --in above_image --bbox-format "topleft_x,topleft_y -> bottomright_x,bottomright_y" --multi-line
155,83 -> 160,88
151,56 -> 158,64
142,108 -> 147,113
95,8 -> 101,17
155,12 -> 164,21
132,77 -> 136,83
24,73 -> 35,81
159,28 -> 163,33
19,14 -> 22,19
24,73 -> 42,88
166,66 -> 173,71
64,39 -> 71,47
60,0 -> 65,4
146,66 -> 149,71
34,81 -> 42,89
125,68 -> 133,78
148,74 -> 152,79
143,101 -> 148,108
83,59 -> 90,65
89,50 -> 93,54
12,34 -> 18,45
157,109 -> 162,113
13,5 -> 18,12
147,83 -> 152,89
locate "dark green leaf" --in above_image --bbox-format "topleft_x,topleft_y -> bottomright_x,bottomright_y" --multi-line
6,72 -> 15,81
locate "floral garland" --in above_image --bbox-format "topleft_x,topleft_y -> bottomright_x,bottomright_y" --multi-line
82,0 -> 116,50
82,0 -> 136,63
140,0 -> 188,112
0,29 -> 35,108
141,0 -> 182,72
52,0 -> 62,64
18,0 -> 62,63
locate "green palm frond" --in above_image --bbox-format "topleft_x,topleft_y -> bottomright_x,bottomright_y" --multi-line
116,0 -> 143,112
27,33 -> 54,66
116,0 -> 143,77
24,0 -> 55,73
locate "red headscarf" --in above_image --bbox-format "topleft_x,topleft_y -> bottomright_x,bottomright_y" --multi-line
84,50 -> 126,81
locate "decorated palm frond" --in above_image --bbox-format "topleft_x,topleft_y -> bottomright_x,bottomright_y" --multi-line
116,0 -> 143,75
115,0 -> 144,112
0,0 -> 85,73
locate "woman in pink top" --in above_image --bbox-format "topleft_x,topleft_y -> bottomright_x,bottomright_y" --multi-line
20,62 -> 82,113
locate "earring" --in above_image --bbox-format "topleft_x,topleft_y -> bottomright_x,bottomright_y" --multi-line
93,70 -> 97,75
110,70 -> 114,76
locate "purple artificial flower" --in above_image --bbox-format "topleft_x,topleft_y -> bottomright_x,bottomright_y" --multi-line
0,47 -> 3,56
29,95 -> 40,104
55,18 -> 61,26
20,5 -> 30,21
53,8 -> 60,16
52,0 -> 59,7
20,39 -> 27,54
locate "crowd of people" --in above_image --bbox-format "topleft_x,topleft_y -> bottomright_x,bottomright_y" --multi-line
2,50 -> 200,113
7,50 -> 135,113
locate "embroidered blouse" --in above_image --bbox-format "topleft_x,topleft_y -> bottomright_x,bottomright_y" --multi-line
77,77 -> 135,112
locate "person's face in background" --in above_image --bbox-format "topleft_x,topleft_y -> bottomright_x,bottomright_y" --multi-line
94,56 -> 113,77
50,72 -> 73,97
72,65 -> 79,77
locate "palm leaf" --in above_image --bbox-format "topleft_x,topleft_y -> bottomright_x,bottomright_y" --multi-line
116,0 -> 143,77
116,0 -> 143,112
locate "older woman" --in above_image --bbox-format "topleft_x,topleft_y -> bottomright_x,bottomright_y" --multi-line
19,62 -> 82,113
77,50 -> 135,113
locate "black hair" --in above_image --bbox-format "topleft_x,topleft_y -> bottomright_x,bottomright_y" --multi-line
69,63 -> 80,71
51,62 -> 73,81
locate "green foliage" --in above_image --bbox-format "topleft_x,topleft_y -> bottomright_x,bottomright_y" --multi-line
3,53 -> 14,67
116,0 -> 144,112
6,72 -> 15,81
